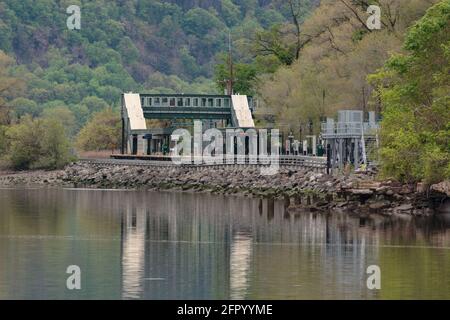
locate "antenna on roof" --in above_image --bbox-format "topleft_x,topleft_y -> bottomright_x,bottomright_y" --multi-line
226,32 -> 234,96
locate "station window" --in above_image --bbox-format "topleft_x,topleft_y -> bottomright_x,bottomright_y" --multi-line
216,99 -> 222,107
141,97 -> 145,106
185,98 -> 191,107
224,98 -> 230,107
177,98 -> 183,107
148,97 -> 152,106
154,97 -> 160,106
208,98 -> 214,107
162,97 -> 168,106
201,98 -> 207,107
170,98 -> 176,107
193,98 -> 199,107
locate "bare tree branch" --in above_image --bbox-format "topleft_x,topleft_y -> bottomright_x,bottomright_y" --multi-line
339,0 -> 372,32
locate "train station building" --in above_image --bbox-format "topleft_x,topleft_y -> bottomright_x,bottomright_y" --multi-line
120,92 -> 255,156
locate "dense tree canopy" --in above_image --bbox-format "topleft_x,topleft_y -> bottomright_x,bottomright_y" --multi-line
370,0 -> 450,184
255,0 -> 440,134
76,108 -> 121,152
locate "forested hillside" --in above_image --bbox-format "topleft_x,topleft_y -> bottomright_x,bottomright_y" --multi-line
0,0 -> 315,108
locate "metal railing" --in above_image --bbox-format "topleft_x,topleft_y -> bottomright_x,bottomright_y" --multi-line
321,122 -> 379,137
81,155 -> 327,170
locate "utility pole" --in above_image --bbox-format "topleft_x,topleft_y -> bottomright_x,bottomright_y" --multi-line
322,89 -> 326,117
226,32 -> 234,96
362,86 -> 366,115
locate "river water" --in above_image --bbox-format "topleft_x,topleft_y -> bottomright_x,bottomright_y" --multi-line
0,188 -> 449,300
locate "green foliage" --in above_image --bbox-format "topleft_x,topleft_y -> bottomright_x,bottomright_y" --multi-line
76,108 -> 121,152
0,126 -> 7,155
179,46 -> 201,79
10,97 -> 41,120
254,25 -> 297,65
80,96 -> 109,114
183,8 -> 225,37
37,118 -> 73,169
256,8 -> 285,29
117,37 -> 139,63
214,55 -> 258,95
0,0 -> 297,131
371,0 -> 450,184
221,0 -> 242,27
5,115 -> 72,170
41,106 -> 76,137
145,72 -> 216,94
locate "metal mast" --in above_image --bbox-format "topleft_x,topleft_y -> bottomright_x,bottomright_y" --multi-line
226,32 -> 234,96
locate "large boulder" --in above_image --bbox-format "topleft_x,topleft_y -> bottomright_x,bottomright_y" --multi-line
431,181 -> 450,197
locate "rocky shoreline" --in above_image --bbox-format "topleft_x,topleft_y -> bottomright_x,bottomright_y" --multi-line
0,161 -> 449,216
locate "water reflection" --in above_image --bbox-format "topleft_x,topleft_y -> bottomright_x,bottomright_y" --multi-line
121,206 -> 146,299
230,232 -> 252,300
0,188 -> 449,299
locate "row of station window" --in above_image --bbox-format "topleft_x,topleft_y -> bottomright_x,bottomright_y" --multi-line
141,96 -> 231,108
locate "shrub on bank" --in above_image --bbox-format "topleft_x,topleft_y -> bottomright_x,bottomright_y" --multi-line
4,115 -> 75,170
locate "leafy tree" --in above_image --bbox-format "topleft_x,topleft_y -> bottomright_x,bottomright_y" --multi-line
95,86 -> 123,105
214,54 -> 258,95
221,0 -> 242,27
85,42 -> 121,67
5,115 -> 72,170
253,0 -> 315,65
0,51 -> 24,124
117,37 -> 139,64
70,104 -> 90,131
369,0 -> 450,184
182,8 -> 226,37
179,46 -> 201,79
0,125 -> 7,155
38,118 -> 73,169
9,98 -> 41,120
256,8 -> 285,29
41,106 -> 76,137
254,24 -> 298,65
0,19 -> 13,53
76,108 -> 121,152
80,96 -> 109,114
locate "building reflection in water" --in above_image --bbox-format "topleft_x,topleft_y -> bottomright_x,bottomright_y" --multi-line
229,232 -> 253,300
121,205 -> 146,300
0,188 -> 448,299
115,191 -> 449,300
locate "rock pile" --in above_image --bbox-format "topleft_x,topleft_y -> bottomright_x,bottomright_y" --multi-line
0,161 -> 448,216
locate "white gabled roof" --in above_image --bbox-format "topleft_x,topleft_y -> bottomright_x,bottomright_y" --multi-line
231,95 -> 255,128
124,93 -> 147,130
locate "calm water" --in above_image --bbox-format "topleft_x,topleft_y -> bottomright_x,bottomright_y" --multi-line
0,188 -> 449,300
